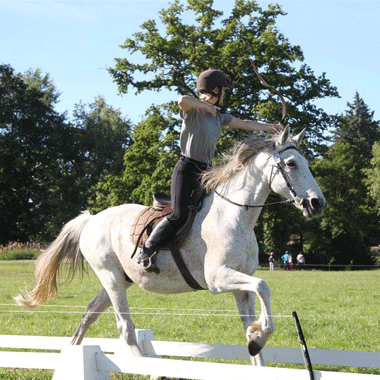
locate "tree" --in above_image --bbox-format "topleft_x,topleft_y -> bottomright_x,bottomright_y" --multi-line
38,96 -> 133,240
365,141 -> 380,214
309,140 -> 379,265
0,65 -> 74,243
109,0 -> 338,155
334,92 -> 380,165
21,68 -> 61,107
0,66 -> 133,243
259,201 -> 304,256
50,96 -> 134,226
73,96 -> 132,179
90,104 -> 180,211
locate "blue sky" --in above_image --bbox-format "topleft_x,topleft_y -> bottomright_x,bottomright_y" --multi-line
1,0 -> 379,124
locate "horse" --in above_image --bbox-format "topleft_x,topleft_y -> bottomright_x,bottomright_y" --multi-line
15,126 -> 326,368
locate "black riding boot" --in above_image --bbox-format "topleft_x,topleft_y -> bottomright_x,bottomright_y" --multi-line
138,217 -> 175,274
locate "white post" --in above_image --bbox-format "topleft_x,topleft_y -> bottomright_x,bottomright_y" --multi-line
52,345 -> 111,380
113,329 -> 158,359
135,329 -> 159,358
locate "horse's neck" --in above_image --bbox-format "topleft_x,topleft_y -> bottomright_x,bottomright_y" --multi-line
213,167 -> 271,229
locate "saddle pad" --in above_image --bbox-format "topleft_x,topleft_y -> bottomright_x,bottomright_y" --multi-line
129,206 -> 171,248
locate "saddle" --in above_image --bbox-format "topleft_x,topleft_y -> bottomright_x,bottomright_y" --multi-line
130,190 -> 204,250
129,193 -> 173,249
129,190 -> 205,291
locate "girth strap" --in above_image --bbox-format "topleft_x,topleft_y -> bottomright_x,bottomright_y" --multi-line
167,241 -> 204,291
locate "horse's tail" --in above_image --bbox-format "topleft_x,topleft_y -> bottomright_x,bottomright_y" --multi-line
15,211 -> 93,308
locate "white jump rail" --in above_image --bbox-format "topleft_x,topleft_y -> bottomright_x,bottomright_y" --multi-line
0,330 -> 379,379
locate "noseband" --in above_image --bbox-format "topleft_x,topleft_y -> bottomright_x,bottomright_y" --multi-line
215,145 -> 304,210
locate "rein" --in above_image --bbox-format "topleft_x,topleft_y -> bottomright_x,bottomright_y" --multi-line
215,190 -> 293,210
215,145 -> 303,210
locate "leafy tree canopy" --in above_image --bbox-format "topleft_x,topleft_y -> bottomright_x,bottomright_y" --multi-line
310,142 -> 377,264
365,141 -> 380,214
0,64 -> 70,243
21,68 -> 61,107
109,0 -> 339,154
90,104 -> 180,211
0,65 -> 133,243
334,92 -> 380,165
73,96 -> 133,179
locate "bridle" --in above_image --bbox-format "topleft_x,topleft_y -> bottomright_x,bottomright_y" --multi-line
215,145 -> 305,210
268,145 -> 305,207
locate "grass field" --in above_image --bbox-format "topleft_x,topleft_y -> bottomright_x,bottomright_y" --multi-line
0,261 -> 379,379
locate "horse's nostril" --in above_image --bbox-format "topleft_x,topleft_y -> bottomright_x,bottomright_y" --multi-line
310,197 -> 323,211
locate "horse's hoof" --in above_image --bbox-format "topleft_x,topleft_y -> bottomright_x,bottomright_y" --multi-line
248,340 -> 263,356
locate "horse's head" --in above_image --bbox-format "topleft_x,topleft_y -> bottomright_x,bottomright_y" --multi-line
202,127 -> 327,218
265,126 -> 327,218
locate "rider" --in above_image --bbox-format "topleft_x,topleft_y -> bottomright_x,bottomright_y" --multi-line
137,69 -> 279,273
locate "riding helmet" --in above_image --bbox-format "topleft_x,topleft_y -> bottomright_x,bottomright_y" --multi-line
196,69 -> 228,94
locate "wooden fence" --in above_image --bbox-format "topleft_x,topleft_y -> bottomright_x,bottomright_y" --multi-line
0,330 -> 379,379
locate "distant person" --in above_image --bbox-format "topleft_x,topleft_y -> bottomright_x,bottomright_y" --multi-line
281,251 -> 290,270
268,252 -> 275,271
288,253 -> 293,271
297,253 -> 306,269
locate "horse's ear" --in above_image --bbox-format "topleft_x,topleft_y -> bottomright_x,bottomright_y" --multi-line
280,125 -> 290,145
293,128 -> 306,148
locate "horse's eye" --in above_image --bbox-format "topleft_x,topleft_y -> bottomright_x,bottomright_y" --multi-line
286,160 -> 296,168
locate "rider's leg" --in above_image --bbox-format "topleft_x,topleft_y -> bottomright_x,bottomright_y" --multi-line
138,217 -> 175,272
138,156 -> 204,272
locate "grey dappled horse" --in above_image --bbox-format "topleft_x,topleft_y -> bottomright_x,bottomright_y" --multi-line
16,127 -> 326,368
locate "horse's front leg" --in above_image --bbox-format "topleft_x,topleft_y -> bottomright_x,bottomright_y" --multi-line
234,292 -> 265,366
208,267 -> 275,356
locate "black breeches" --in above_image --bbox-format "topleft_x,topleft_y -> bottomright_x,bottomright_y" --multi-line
168,155 -> 208,231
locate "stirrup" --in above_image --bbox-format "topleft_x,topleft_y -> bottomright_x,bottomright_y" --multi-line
138,251 -> 160,274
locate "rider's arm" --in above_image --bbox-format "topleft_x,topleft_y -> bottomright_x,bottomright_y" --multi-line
178,95 -> 216,116
229,117 -> 279,133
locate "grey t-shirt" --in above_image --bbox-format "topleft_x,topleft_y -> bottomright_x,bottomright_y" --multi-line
180,108 -> 233,163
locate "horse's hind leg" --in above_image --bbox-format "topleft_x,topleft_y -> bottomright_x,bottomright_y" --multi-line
234,291 -> 265,366
94,268 -> 144,357
71,287 -> 112,345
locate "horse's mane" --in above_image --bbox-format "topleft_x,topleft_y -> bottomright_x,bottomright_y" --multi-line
202,133 -> 282,193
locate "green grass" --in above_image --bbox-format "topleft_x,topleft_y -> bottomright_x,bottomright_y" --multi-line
0,248 -> 40,261
0,262 -> 379,379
